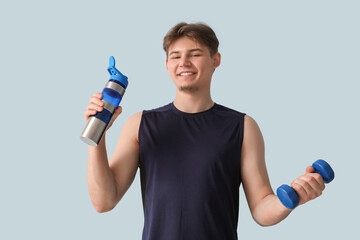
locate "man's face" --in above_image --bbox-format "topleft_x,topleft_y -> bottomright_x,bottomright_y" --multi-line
166,37 -> 220,92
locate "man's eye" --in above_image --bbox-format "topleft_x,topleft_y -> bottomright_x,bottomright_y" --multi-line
171,56 -> 180,59
192,54 -> 201,57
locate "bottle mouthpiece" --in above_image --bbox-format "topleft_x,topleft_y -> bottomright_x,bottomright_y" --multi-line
107,56 -> 128,87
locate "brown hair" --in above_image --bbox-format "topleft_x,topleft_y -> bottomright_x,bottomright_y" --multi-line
163,22 -> 219,58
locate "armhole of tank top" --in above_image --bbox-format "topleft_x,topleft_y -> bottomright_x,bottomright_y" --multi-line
239,113 -> 246,149
239,113 -> 246,152
138,110 -> 146,165
239,113 -> 246,183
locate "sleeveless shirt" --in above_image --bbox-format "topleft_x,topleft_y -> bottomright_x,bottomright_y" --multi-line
138,102 -> 246,240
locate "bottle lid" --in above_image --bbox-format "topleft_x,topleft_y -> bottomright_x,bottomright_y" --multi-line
107,56 -> 128,88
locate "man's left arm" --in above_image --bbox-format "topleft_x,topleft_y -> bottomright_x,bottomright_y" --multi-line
241,115 -> 325,226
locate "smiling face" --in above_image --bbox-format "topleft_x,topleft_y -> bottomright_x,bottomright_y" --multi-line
166,37 -> 221,92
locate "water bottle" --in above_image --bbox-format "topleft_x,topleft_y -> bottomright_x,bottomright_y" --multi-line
80,56 -> 128,146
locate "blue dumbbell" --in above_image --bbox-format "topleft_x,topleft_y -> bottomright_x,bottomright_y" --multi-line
276,159 -> 335,209
80,56 -> 128,146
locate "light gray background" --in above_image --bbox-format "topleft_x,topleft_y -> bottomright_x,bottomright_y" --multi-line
1,0 -> 359,239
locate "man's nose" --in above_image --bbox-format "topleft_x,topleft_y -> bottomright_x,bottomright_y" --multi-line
179,56 -> 191,67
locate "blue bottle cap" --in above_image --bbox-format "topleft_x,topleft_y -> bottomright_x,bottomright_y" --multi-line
107,56 -> 128,88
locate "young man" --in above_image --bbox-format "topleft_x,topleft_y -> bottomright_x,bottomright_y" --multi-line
85,22 -> 326,240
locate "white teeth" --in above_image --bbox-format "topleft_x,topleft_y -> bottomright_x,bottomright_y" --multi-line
180,72 -> 194,76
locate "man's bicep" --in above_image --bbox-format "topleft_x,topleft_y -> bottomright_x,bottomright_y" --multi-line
241,115 -> 273,213
109,111 -> 142,201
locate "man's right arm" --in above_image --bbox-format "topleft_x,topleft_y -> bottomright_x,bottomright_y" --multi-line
85,93 -> 142,213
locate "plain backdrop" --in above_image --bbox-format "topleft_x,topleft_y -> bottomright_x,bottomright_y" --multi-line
1,0 -> 359,239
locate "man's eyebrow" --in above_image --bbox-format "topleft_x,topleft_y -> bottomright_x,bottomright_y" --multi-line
189,48 -> 204,53
169,48 -> 204,56
169,51 -> 180,56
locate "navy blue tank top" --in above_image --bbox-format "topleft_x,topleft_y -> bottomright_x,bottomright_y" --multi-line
138,102 -> 245,240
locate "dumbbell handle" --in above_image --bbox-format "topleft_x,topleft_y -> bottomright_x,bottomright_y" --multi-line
276,159 -> 335,209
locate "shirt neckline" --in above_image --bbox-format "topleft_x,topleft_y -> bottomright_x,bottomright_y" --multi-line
170,101 -> 217,117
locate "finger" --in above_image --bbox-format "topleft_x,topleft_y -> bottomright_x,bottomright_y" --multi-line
93,92 -> 103,99
84,109 -> 97,121
87,103 -> 103,112
113,106 -> 123,116
291,178 -> 313,195
305,166 -> 314,174
310,173 -> 326,191
85,109 -> 97,115
298,174 -> 325,192
303,165 -> 325,191
292,177 -> 321,204
291,176 -> 324,204
89,92 -> 103,104
89,97 -> 104,107
291,181 -> 311,204
85,102 -> 104,122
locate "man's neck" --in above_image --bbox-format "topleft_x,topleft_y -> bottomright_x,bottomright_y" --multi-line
173,89 -> 214,114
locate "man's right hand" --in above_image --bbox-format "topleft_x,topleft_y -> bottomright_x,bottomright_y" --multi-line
84,92 -> 123,130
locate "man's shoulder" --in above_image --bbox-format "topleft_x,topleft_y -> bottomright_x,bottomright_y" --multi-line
214,103 -> 246,118
142,103 -> 173,115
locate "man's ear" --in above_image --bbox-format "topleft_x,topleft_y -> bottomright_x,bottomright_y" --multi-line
213,52 -> 221,69
166,58 -> 168,70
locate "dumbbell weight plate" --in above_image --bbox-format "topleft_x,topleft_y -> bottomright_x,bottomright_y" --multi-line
312,159 -> 335,184
277,184 -> 299,209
